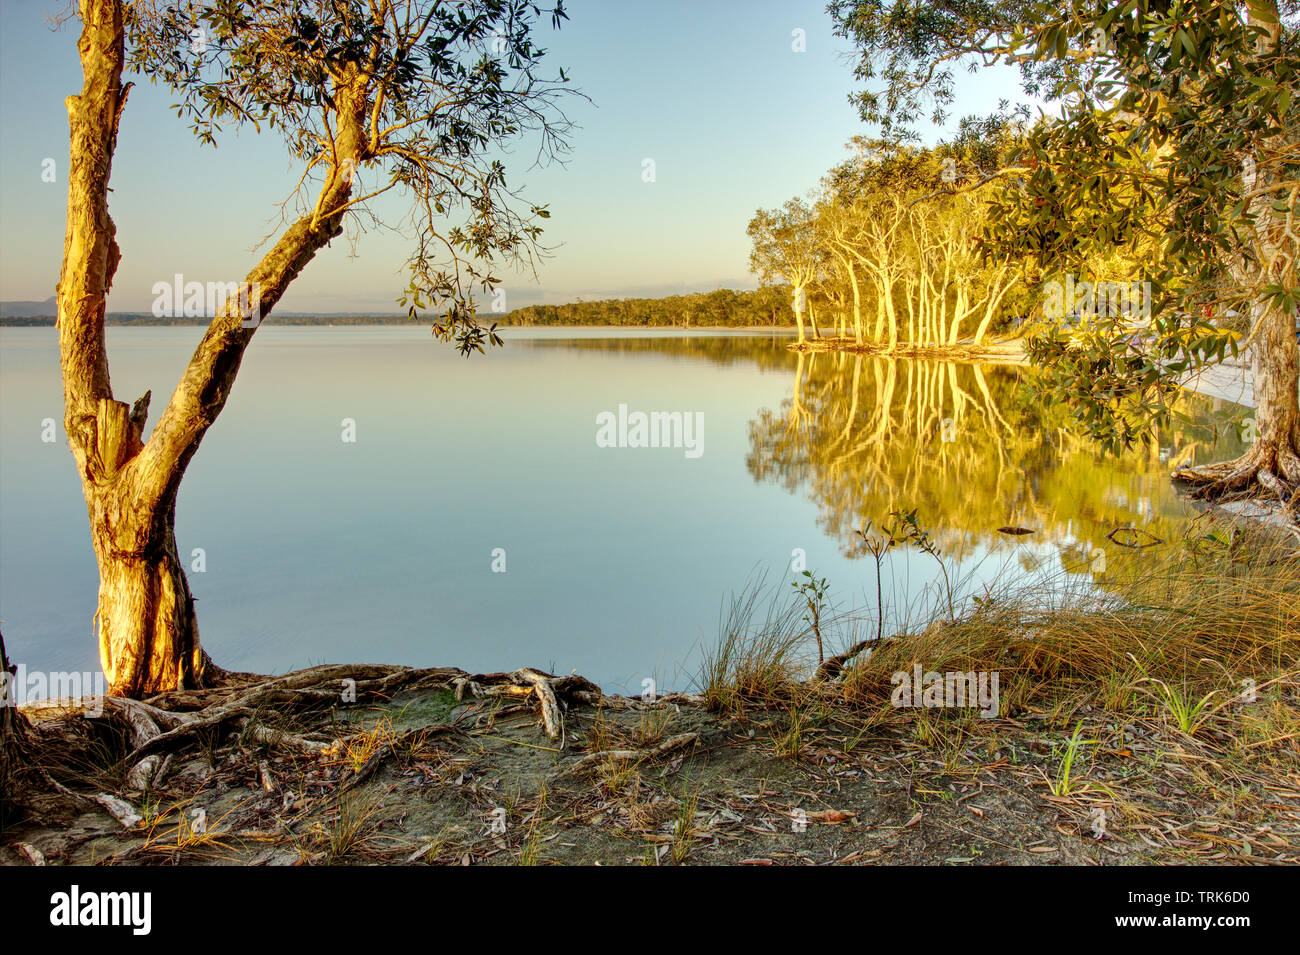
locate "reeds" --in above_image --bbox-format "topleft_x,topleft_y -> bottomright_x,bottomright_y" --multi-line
702,523 -> 1300,736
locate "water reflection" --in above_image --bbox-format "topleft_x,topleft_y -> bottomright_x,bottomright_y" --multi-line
746,351 -> 1250,575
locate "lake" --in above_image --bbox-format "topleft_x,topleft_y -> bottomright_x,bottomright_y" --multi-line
0,326 -> 1252,694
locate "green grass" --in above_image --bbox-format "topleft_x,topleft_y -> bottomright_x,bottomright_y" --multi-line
1049,721 -> 1096,796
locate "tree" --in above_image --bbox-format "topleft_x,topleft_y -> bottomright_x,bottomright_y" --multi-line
748,199 -> 821,341
57,0 -> 576,695
0,628 -> 23,825
832,0 -> 1300,504
995,1 -> 1300,499
800,138 -> 1025,351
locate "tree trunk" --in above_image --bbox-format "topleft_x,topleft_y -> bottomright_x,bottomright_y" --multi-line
1248,302 -> 1300,480
872,274 -> 887,341
1172,0 -> 1300,499
883,282 -> 898,349
972,267 -> 1014,345
849,267 -> 863,344
949,285 -> 968,345
57,0 -> 363,696
90,482 -> 203,692
792,284 -> 807,342
0,628 -> 25,822
1174,299 -> 1300,495
56,0 -> 206,695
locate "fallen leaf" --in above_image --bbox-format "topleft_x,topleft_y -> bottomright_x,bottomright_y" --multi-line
807,809 -> 857,824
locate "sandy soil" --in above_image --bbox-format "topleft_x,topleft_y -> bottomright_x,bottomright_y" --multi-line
4,681 -> 1297,866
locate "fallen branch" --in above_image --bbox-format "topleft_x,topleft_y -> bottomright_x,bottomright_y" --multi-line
566,732 -> 700,775
1106,525 -> 1165,549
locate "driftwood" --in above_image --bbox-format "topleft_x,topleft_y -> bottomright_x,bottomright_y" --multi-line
453,668 -> 604,740
566,732 -> 701,775
14,842 -> 46,866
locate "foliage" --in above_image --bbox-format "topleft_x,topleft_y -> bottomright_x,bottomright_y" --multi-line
829,0 -> 1300,455
128,0 -> 579,354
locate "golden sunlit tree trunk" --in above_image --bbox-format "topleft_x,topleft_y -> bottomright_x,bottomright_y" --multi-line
971,265 -> 1015,345
1173,1 -> 1300,497
54,0 -> 203,694
52,0 -> 572,698
58,0 -> 364,695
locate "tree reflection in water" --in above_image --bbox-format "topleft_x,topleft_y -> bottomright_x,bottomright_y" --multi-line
746,350 -> 1251,585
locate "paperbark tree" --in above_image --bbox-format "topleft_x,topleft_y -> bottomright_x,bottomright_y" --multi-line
1000,0 -> 1300,492
748,201 -> 821,342
58,0 -> 576,696
832,0 -> 1300,501
1170,2 -> 1300,495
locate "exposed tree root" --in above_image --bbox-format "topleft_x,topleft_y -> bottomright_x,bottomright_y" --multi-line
814,632 -> 908,681
816,640 -> 873,681
1172,445 -> 1300,519
8,662 -> 611,827
452,667 -> 602,740
566,731 -> 701,775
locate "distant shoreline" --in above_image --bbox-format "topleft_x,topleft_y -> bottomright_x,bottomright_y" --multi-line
787,336 -> 1028,363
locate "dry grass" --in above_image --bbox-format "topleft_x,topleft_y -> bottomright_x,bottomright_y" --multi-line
687,519 -> 1300,861
837,530 -> 1299,732
700,525 -> 1298,738
701,571 -> 809,716
335,715 -> 398,773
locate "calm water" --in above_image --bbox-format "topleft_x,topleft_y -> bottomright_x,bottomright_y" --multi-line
0,327 -> 1249,693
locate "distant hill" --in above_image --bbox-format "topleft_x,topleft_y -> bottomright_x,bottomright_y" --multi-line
0,297 -> 56,318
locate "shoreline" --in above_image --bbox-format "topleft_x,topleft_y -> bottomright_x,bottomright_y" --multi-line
786,336 -> 1265,413
785,336 -> 1028,363
4,519 -> 1297,867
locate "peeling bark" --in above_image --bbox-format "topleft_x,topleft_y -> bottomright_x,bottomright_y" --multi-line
55,3 -> 369,696
1172,2 -> 1300,504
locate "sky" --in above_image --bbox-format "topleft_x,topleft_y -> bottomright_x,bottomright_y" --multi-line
0,0 -> 1023,314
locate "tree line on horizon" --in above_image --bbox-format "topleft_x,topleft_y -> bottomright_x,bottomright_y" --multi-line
0,285 -> 797,328
497,286 -> 793,326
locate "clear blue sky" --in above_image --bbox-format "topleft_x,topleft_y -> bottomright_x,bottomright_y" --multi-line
0,0 -> 1022,313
